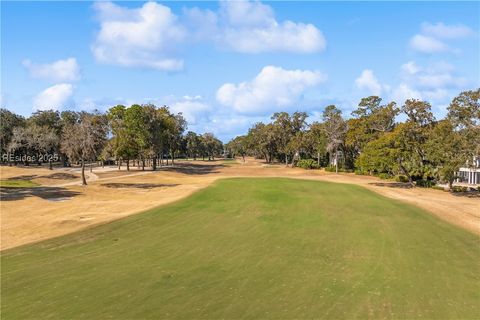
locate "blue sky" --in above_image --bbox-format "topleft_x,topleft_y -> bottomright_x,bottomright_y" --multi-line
1,1 -> 479,141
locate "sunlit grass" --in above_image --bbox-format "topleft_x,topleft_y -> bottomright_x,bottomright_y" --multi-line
2,178 -> 479,319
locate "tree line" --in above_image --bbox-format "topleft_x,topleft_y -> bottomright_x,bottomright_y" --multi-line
225,89 -> 479,189
0,104 -> 223,185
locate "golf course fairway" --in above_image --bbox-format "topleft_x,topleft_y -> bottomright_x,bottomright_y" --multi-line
2,178 -> 479,319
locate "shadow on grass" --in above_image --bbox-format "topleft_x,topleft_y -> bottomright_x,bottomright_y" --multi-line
368,182 -> 413,189
161,162 -> 224,175
369,182 -> 480,197
7,173 -> 78,181
101,183 -> 179,189
0,186 -> 82,201
450,191 -> 480,198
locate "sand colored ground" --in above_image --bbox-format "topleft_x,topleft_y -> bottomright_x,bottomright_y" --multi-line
1,158 -> 479,250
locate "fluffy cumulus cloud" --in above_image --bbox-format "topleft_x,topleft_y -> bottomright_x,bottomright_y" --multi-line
353,61 -> 468,107
92,1 -> 186,71
91,1 -> 326,70
354,69 -> 388,96
409,34 -> 449,53
391,83 -> 424,104
400,61 -> 467,90
409,22 -> 474,54
393,61 -> 467,104
216,65 -> 326,114
169,95 -> 212,125
217,0 -> 326,53
33,84 -> 74,111
23,58 -> 80,82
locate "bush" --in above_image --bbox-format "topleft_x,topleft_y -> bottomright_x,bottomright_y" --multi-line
451,186 -> 468,193
394,175 -> 409,183
324,166 -> 336,172
297,159 -> 319,170
376,173 -> 391,180
354,169 -> 369,175
324,166 -> 354,173
415,179 -> 435,188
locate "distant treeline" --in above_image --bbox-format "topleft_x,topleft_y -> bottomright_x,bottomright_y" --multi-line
0,104 -> 223,185
225,89 -> 479,188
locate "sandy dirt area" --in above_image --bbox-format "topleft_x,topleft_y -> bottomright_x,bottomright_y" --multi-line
1,158 -> 479,250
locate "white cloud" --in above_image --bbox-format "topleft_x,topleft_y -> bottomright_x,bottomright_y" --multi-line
409,22 -> 474,54
23,58 -> 80,82
392,61 -> 468,104
169,96 -> 212,125
33,84 -> 74,111
409,34 -> 449,53
401,61 -> 467,90
182,7 -> 218,42
91,1 -> 326,70
92,1 -> 186,71
218,0 -> 326,53
216,65 -> 326,114
421,22 -> 474,39
354,69 -> 387,96
401,61 -> 420,75
220,0 -> 274,28
391,83 -> 423,104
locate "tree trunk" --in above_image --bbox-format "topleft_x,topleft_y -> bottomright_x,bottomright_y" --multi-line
171,150 -> 174,165
285,154 -> 288,166
81,159 -> 87,185
448,179 -> 453,191
242,155 -> 245,162
49,159 -> 53,170
127,159 -> 130,171
142,159 -> 145,171
118,159 -> 121,170
90,161 -> 93,172
398,160 -> 413,187
317,152 -> 320,166
152,156 -> 157,171
335,150 -> 338,174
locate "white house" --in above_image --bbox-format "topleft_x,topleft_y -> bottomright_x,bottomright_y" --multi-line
456,156 -> 480,185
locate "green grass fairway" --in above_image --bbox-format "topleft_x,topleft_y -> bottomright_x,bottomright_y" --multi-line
0,179 -> 39,188
2,178 -> 479,319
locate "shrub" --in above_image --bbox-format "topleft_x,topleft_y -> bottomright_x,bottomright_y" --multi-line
394,175 -> 409,183
415,179 -> 435,188
297,159 -> 319,170
354,168 -> 370,175
451,186 -> 468,193
324,166 -> 354,173
376,173 -> 391,180
325,166 -> 336,172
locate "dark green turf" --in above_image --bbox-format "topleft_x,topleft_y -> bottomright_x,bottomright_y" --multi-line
1,178 -> 479,319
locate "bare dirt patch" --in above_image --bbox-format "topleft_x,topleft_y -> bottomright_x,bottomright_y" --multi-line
1,158 -> 478,250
